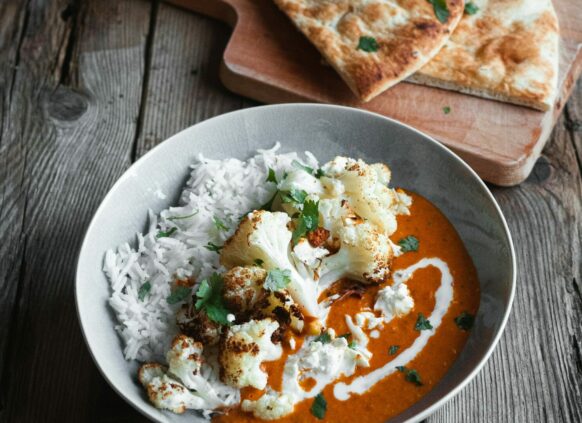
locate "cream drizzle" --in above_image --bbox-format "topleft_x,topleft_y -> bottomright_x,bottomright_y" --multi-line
334,258 -> 453,400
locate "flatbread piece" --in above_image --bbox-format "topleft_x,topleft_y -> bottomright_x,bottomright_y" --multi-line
409,0 -> 560,111
273,0 -> 465,102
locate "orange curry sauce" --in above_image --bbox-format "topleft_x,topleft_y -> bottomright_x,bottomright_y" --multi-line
216,192 -> 480,422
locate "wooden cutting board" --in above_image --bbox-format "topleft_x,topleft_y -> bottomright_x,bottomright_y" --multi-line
166,0 -> 582,186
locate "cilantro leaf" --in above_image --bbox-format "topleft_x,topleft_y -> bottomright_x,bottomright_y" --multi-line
397,366 -> 423,386
292,159 -> 315,174
264,268 -> 291,291
195,273 -> 231,325
292,199 -> 319,244
212,216 -> 229,231
415,313 -> 433,331
311,393 -> 327,419
389,345 -> 400,355
156,227 -> 177,238
443,106 -> 451,115
464,1 -> 479,15
253,258 -> 264,267
398,235 -> 419,252
348,341 -> 358,349
167,210 -> 198,221
266,167 -> 278,184
455,311 -> 475,331
427,0 -> 449,23
166,285 -> 191,305
291,160 -> 326,178
280,188 -> 308,205
138,281 -> 151,301
204,242 -> 223,253
357,36 -> 379,52
313,332 -> 332,344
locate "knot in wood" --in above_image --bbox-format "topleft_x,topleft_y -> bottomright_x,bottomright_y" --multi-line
47,86 -> 88,122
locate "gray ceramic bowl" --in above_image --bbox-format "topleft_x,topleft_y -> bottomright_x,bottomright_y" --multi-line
76,104 -> 515,422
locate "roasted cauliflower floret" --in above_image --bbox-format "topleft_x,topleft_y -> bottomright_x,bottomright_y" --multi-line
176,303 -> 222,346
220,211 -> 319,317
219,318 -> 282,389
138,363 -> 206,413
222,266 -> 267,313
321,157 -> 410,235
166,335 -> 204,389
319,221 -> 393,290
165,335 -> 230,409
292,238 -> 329,268
255,290 -> 305,333
241,390 -> 295,420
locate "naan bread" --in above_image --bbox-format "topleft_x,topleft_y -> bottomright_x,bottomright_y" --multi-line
273,0 -> 465,102
409,0 -> 559,111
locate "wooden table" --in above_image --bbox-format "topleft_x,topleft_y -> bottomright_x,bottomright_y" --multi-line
0,1 -> 580,421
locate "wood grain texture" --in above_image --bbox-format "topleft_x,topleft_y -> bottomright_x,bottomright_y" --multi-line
0,1 -> 580,422
0,0 -> 151,420
428,82 -> 582,422
166,0 -> 582,187
135,0 -> 255,159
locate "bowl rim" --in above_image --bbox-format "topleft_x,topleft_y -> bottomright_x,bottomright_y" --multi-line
75,103 -> 516,423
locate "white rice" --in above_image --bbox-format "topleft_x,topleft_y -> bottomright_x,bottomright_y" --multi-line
103,144 -> 319,362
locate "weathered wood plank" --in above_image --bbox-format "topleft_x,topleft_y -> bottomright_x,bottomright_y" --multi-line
428,82 -> 582,422
0,0 -> 33,412
0,0 -> 151,421
134,1 -> 256,159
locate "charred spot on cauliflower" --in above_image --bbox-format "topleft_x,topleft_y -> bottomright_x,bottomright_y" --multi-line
254,290 -> 305,334
222,266 -> 267,314
219,318 -> 282,389
177,303 -> 222,346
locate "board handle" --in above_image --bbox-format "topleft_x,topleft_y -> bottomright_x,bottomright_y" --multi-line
164,0 -> 239,26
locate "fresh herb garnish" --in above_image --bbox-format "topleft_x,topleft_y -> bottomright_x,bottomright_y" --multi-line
311,393 -> 327,419
357,36 -> 379,52
138,281 -> 151,301
291,160 -> 326,179
253,258 -> 264,267
264,268 -> 291,291
212,216 -> 229,231
443,106 -> 451,114
415,313 -> 433,331
389,345 -> 400,355
455,311 -> 475,330
166,285 -> 191,305
348,341 -> 358,349
338,333 -> 351,339
292,199 -> 319,244
427,0 -> 449,23
156,227 -> 177,238
204,242 -> 223,253
266,167 -> 278,184
280,188 -> 308,205
195,273 -> 231,325
464,1 -> 479,15
397,366 -> 423,386
313,332 -> 332,344
167,210 -> 198,221
398,235 -> 419,252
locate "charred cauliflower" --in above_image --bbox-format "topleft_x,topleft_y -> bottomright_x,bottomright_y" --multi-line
220,211 -> 320,317
219,318 -> 282,389
222,266 -> 267,313
318,222 -> 393,290
321,157 -> 410,235
176,303 -> 222,346
241,390 -> 295,420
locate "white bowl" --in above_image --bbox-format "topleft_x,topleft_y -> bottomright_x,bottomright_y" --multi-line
76,104 -> 515,422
